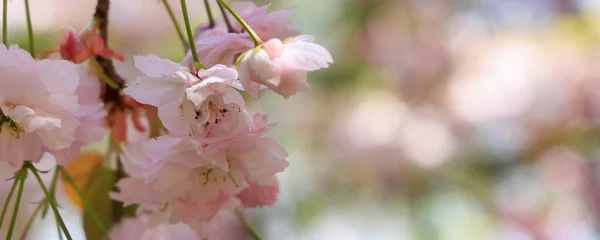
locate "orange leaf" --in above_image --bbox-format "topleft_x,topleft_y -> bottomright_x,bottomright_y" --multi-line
61,152 -> 104,209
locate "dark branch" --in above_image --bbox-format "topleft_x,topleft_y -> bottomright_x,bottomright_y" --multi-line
94,0 -> 125,105
93,0 -> 126,225
217,0 -> 236,33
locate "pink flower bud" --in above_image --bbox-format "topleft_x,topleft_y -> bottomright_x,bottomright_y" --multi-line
59,28 -> 91,63
59,27 -> 124,63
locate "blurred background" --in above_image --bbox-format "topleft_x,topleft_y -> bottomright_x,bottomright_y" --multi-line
5,0 -> 600,239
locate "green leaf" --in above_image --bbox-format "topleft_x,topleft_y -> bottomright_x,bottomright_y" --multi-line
62,153 -> 112,240
82,163 -> 113,240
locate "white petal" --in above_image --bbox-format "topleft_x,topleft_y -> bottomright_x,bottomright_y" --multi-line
124,76 -> 184,106
222,88 -> 247,109
288,34 -> 315,42
158,98 -> 191,136
281,39 -> 333,71
134,55 -> 184,78
38,59 -> 79,95
3,105 -> 61,132
197,64 -> 238,80
249,50 -> 280,83
185,86 -> 212,108
238,53 -> 262,99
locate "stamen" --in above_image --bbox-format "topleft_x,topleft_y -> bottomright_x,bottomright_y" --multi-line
226,159 -> 240,187
203,168 -> 214,185
228,171 -> 239,188
0,113 -> 24,139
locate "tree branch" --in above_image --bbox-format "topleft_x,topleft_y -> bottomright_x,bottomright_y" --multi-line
94,0 -> 125,104
93,0 -> 126,225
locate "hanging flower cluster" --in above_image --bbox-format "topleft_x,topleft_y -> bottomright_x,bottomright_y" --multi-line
0,0 -> 331,239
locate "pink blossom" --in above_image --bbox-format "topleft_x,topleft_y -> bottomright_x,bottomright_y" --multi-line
187,31 -> 255,69
170,192 -> 231,224
238,35 -> 333,98
0,45 -> 80,166
112,116 -> 288,231
108,215 -> 197,240
187,198 -> 245,239
237,176 -> 279,208
124,55 -> 248,141
52,65 -> 107,165
183,2 -> 299,68
229,2 -> 298,40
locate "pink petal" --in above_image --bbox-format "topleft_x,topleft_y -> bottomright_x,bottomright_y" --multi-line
237,177 -> 279,208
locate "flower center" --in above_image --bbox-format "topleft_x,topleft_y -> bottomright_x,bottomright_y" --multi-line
200,161 -> 240,188
195,101 -> 233,139
0,111 -> 23,139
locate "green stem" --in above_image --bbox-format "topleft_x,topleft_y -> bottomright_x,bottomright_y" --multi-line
2,0 -> 7,46
91,59 -> 119,89
41,168 -> 60,218
216,0 -> 262,46
55,212 -> 64,240
161,0 -> 188,51
18,201 -> 43,240
24,0 -> 34,55
235,208 -> 263,240
27,162 -> 73,240
0,169 -> 22,232
204,0 -> 215,28
58,166 -> 109,238
179,0 -> 205,70
6,168 -> 26,239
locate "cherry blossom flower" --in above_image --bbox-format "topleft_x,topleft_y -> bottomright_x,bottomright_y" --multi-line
238,35 -> 333,98
0,45 -> 80,166
183,1 -> 299,68
113,114 -> 287,201
111,114 -> 288,232
124,55 -> 249,141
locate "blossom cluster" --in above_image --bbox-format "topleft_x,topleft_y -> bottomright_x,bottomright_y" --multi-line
0,44 -> 106,167
110,3 -> 331,237
0,1 -> 331,239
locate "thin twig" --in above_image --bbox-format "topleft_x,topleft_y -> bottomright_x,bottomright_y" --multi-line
235,208 -> 263,240
27,162 -> 73,240
180,0 -> 205,70
2,0 -> 7,45
216,0 -> 261,45
204,0 -> 215,28
24,0 -> 34,55
41,168 -> 60,218
217,0 -> 235,33
161,0 -> 189,51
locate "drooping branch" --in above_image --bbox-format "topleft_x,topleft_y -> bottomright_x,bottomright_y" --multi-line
93,0 -> 127,225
